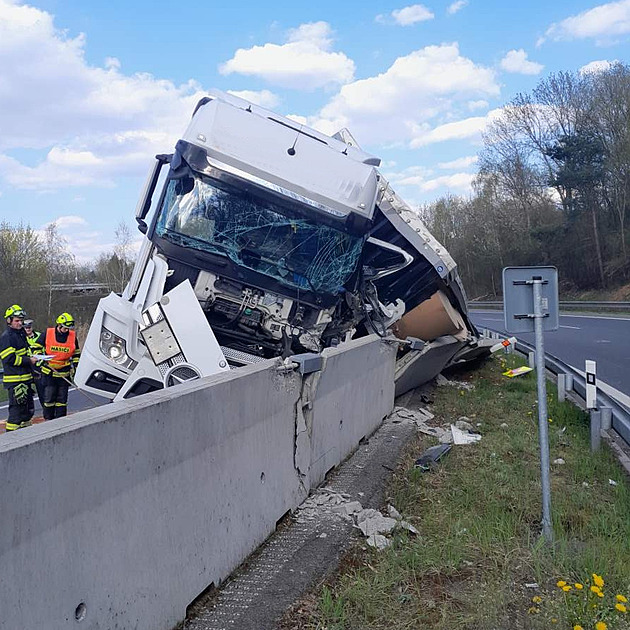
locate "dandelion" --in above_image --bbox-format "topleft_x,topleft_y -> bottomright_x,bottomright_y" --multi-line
591,585 -> 601,594
593,574 -> 605,588
617,594 -> 628,603
531,596 -> 542,603
527,606 -> 540,614
557,580 -> 568,587
563,585 -> 572,592
575,583 -> 584,590
551,618 -> 558,623
573,626 -> 583,630
597,591 -> 604,598
616,603 -> 627,613
595,622 -> 607,630
548,417 -> 553,423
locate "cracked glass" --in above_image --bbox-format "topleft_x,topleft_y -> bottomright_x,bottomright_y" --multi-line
155,174 -> 364,294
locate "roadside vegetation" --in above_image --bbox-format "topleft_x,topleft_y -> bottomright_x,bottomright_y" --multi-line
0,220 -> 134,327
287,354 -> 630,630
421,63 -> 630,299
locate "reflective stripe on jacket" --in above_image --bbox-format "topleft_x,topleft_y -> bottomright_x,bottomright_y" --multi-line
27,331 -> 45,355
0,326 -> 33,385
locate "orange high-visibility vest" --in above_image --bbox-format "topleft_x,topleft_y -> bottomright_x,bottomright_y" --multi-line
45,327 -> 76,371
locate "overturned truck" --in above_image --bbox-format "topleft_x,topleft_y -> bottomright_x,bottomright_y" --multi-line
75,90 -> 487,401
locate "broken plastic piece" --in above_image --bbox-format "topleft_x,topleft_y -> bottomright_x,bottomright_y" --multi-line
503,366 -> 533,378
414,443 -> 452,471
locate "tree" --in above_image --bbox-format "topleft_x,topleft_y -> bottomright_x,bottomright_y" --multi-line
42,222 -> 76,316
95,221 -> 135,293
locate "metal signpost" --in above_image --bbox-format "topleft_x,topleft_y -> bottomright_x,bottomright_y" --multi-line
503,266 -> 559,543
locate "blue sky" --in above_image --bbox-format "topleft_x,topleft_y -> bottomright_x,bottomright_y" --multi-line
0,0 -> 628,261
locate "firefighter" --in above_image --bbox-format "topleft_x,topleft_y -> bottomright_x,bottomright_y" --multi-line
41,312 -> 81,420
0,304 -> 37,431
24,318 -> 46,407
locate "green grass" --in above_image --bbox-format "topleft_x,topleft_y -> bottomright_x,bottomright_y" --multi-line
0,387 -> 6,403
294,355 -> 630,630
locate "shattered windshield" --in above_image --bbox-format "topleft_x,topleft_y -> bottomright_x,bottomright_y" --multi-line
155,174 -> 364,294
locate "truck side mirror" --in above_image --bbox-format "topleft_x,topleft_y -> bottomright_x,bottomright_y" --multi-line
135,154 -> 171,230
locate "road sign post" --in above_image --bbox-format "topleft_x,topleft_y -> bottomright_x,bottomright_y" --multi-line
503,266 -> 559,543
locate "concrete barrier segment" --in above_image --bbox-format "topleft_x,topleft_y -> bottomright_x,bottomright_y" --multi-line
0,335 -> 396,630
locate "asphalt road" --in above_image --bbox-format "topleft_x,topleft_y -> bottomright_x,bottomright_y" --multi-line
0,386 -> 109,424
471,310 -> 630,397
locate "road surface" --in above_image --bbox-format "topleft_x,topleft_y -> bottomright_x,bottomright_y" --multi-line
0,386 -> 109,427
471,310 -> 630,398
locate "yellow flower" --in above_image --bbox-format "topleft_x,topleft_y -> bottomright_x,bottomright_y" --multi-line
573,626 -> 583,630
575,583 -> 584,590
551,618 -> 558,624
548,417 -> 553,423
617,594 -> 628,603
532,596 -> 542,603
595,622 -> 607,630
616,603 -> 627,613
593,573 -> 605,588
597,591 -> 604,598
557,580 -> 568,587
563,585 -> 572,592
527,606 -> 540,614
591,585 -> 601,594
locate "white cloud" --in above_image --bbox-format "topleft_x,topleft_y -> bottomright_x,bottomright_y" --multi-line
378,4 -> 434,26
438,155 -> 478,169
219,21 -> 355,89
309,43 -> 499,147
421,172 -> 475,191
467,99 -> 489,111
386,165 -> 474,193
579,59 -> 618,74
500,49 -> 544,75
53,215 -> 88,228
409,109 -> 501,147
447,0 -> 468,15
540,0 -> 630,45
226,89 -> 280,108
0,0 -> 206,191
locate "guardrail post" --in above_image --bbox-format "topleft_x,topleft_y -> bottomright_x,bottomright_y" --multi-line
565,374 -> 573,392
557,374 -> 566,402
590,409 -> 602,452
585,360 -> 597,410
600,406 -> 612,432
528,352 -> 535,369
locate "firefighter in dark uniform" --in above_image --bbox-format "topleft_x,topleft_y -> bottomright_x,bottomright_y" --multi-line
24,318 -> 46,407
41,312 -> 81,420
0,304 -> 37,431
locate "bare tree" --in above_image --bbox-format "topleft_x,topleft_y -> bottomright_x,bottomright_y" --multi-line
42,222 -> 76,316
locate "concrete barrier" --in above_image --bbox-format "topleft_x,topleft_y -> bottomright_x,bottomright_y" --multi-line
0,335 -> 395,630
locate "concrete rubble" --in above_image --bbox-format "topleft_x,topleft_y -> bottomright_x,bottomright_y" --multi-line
436,373 -> 475,391
295,487 -> 419,551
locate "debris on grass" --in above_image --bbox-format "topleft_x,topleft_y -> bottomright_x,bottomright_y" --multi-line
414,444 -> 452,471
450,423 -> 482,445
503,365 -> 533,378
436,373 -> 475,390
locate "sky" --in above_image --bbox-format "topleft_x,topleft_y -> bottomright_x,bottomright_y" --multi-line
0,0 -> 629,263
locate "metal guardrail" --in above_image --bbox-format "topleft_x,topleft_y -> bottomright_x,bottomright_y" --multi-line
470,301 -> 630,312
481,327 -> 630,449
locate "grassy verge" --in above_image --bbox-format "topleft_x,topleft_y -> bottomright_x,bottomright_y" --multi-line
291,354 -> 630,630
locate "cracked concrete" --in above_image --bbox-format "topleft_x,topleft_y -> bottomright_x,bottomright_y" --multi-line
181,406 -> 419,630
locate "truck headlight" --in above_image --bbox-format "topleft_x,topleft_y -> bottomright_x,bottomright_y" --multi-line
99,326 -> 137,370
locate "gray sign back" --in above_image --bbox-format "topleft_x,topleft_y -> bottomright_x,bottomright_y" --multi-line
503,266 -> 559,333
